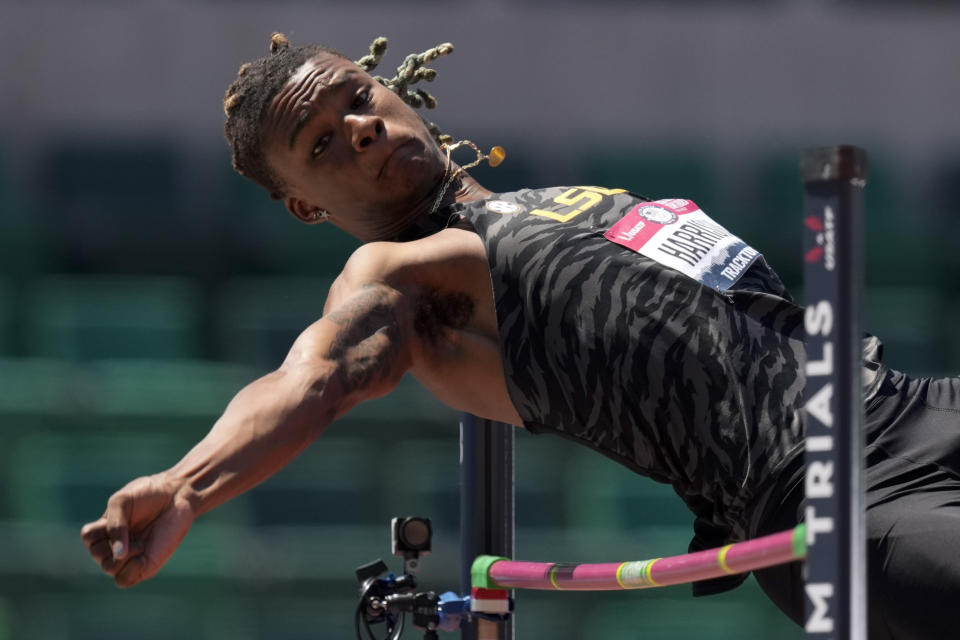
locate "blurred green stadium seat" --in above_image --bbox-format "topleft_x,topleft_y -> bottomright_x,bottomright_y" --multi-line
36,371 -> 447,531
0,358 -> 262,526
23,275 -> 201,360
0,598 -> 9,640
578,149 -> 717,205
7,431 -> 188,524
243,595 -> 360,640
216,169 -> 359,276
216,276 -> 334,367
563,451 -> 692,531
931,157 -> 960,283
0,357 -> 256,424
580,583 -> 802,640
0,358 -> 81,425
742,154 -> 942,286
514,430 -> 573,528
512,592 -> 582,639
390,437 -> 461,529
861,162 -> 935,288
864,286 -> 947,375
736,153 -> 804,288
744,152 -> 924,290
27,594 -> 198,640
948,300 -> 960,376
929,158 -> 960,374
0,357 -> 260,526
0,357 -> 262,530
0,154 -> 50,278
39,140 -> 195,273
0,279 -> 14,356
87,358 -> 257,419
247,436 -> 383,526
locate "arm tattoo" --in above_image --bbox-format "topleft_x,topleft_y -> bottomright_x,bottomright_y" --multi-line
322,283 -> 477,394
324,283 -> 404,393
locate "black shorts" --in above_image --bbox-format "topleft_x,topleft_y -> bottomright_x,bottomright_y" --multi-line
754,369 -> 960,639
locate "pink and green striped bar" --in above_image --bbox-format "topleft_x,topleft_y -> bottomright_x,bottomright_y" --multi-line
472,524 -> 806,591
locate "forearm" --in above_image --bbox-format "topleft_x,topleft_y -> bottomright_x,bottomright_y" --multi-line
164,280 -> 413,518
81,277 -> 418,588
166,363 -> 340,517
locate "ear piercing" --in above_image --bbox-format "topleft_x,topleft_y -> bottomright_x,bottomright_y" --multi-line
311,208 -> 331,222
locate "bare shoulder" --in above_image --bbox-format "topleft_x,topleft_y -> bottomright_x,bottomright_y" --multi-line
314,225 -> 519,425
324,227 -> 488,313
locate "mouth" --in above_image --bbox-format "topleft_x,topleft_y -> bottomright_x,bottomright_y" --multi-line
378,138 -> 417,181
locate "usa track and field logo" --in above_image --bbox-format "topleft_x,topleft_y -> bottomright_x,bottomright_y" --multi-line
637,205 -> 678,225
804,207 -> 836,271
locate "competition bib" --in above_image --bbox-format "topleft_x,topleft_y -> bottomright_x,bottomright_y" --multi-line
604,198 -> 760,292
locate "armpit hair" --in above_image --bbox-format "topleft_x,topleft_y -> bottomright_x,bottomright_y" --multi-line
414,290 -> 475,342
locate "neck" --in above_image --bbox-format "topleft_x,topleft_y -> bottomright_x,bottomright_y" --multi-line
453,171 -> 493,204
427,161 -> 492,216
380,165 -> 491,242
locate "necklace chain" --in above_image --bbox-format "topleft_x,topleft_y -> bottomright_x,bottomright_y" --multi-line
428,140 -> 501,216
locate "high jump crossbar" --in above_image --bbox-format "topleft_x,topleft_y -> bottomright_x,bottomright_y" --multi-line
472,524 -> 806,591
459,145 -> 868,640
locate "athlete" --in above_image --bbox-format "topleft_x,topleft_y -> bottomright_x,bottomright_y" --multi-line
80,34 -> 960,639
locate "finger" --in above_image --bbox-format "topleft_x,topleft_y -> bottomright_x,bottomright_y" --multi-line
115,554 -> 157,589
105,492 -> 132,560
89,538 -> 113,564
99,537 -> 145,576
100,553 -> 122,576
80,518 -> 107,545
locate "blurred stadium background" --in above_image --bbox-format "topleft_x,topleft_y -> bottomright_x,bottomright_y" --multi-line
2,1 -> 959,638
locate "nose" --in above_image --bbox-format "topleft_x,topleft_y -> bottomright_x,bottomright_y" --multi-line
345,114 -> 384,152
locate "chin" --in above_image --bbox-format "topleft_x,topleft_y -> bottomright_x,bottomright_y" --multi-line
396,159 -> 444,201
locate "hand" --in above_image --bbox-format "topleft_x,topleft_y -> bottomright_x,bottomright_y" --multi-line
80,473 -> 195,588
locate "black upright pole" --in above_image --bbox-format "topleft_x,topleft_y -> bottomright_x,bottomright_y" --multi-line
460,413 -> 515,640
800,145 -> 867,640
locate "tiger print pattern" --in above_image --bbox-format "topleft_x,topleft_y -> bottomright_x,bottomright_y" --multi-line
453,187 -> 808,544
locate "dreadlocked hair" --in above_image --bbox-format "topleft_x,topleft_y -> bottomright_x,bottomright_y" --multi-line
223,33 -> 348,200
223,33 -> 455,200
354,37 -> 455,147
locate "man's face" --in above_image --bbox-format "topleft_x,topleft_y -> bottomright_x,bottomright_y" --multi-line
261,52 -> 447,240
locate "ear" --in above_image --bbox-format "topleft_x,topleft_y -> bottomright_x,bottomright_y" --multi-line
285,196 -> 326,225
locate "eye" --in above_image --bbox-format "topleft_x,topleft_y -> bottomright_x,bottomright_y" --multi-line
351,88 -> 371,110
311,134 -> 331,158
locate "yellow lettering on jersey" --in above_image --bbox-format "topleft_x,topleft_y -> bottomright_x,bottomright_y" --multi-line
529,187 -> 626,223
578,186 -> 627,196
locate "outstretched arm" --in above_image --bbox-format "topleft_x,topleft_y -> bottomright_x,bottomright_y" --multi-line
171,280 -> 414,514
80,277 -> 417,587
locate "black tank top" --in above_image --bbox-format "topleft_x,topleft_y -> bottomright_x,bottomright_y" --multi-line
451,187 -> 808,548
